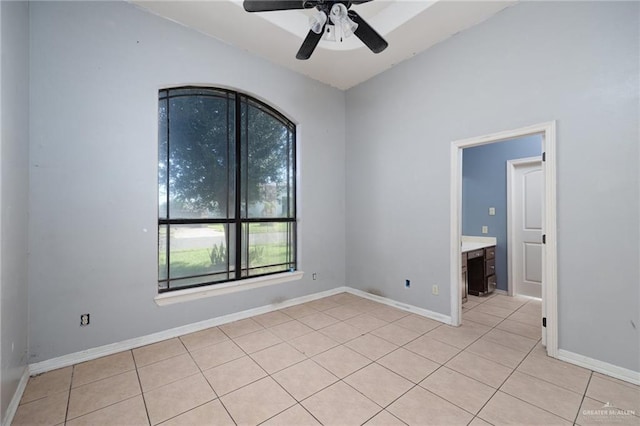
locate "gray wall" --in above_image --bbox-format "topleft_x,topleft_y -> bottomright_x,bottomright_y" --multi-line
346,1 -> 639,372
462,135 -> 542,291
28,1 -> 346,362
21,0 -> 640,379
0,0 -> 30,419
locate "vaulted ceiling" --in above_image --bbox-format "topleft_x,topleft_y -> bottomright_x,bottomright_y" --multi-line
133,0 -> 516,90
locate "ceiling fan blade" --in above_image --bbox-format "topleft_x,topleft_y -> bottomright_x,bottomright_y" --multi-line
348,10 -> 388,53
296,28 -> 324,60
243,1 -> 306,12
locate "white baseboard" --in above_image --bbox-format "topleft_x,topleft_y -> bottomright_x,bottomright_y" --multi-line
2,366 -> 29,426
29,286 -> 347,375
558,349 -> 640,386
345,288 -> 453,325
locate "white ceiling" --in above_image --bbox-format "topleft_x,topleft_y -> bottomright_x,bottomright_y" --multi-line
132,0 -> 516,90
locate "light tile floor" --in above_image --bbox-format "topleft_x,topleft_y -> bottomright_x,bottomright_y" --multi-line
13,292 -> 640,425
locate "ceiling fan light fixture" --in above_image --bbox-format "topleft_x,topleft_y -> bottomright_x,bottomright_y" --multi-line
309,10 -> 327,34
342,18 -> 358,38
323,24 -> 336,41
328,3 -> 358,41
329,3 -> 347,21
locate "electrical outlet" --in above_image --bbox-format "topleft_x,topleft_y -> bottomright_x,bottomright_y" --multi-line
482,226 -> 489,234
312,272 -> 317,280
432,285 -> 439,295
489,207 -> 496,216
405,279 -> 411,288
80,314 -> 90,326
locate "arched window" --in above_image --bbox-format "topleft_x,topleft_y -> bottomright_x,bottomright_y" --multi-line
158,87 -> 296,292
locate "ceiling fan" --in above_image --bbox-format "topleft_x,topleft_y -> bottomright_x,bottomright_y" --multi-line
243,0 -> 388,60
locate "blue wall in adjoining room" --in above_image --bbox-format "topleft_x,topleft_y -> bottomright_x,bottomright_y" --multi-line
462,135 -> 542,292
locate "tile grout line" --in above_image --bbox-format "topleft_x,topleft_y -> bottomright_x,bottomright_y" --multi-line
189,318 -> 338,399
131,348 -> 152,426
579,374 -> 640,420
494,379 -> 582,424
317,303 -> 504,424
65,355 -> 149,423
250,304 -> 420,424
64,352 -> 140,390
63,364 -> 75,424
420,384 -> 480,422
65,395 -> 147,424
448,296 -> 551,423
492,298 -> 594,395
255,362 -> 325,426
253,297 -> 383,424
430,305 -> 514,365
335,373 -> 403,424
513,364 -> 590,397
214,317 -> 342,424
167,336 -> 232,426
66,375 -> 148,423
127,337 -> 217,424
460,320 -> 536,365
469,333 -> 543,425
136,361 -> 202,394
481,317 -> 593,425
467,298 -> 542,340
590,372 -> 640,392
205,325 -> 263,425
132,342 -> 193,370
345,353 -> 415,425
573,371 -> 593,425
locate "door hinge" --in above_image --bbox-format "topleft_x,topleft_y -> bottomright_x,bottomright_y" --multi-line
542,152 -> 546,162
542,234 -> 546,244
542,317 -> 547,328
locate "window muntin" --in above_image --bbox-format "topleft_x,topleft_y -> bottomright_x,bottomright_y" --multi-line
158,87 -> 296,292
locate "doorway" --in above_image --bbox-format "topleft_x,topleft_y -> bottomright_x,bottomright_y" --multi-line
449,121 -> 557,358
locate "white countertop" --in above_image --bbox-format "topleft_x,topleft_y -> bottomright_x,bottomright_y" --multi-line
461,236 -> 496,253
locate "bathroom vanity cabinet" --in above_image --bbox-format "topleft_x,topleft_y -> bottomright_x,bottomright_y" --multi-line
461,237 -> 497,298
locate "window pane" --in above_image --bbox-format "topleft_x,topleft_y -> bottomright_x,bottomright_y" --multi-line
242,222 -> 295,277
228,98 -> 236,218
159,224 -> 168,281
240,101 -> 248,218
166,273 -> 232,290
168,224 -> 232,280
168,95 -> 233,219
170,87 -> 229,98
158,98 -> 168,219
242,100 -> 293,219
288,128 -> 295,217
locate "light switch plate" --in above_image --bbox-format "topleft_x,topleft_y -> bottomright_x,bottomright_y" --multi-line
489,207 -> 496,216
482,226 -> 489,234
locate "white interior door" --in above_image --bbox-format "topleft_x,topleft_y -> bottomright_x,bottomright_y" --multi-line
510,159 -> 543,298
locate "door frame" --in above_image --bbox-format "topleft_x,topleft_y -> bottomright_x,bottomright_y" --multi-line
507,156 -> 543,298
449,121 -> 558,358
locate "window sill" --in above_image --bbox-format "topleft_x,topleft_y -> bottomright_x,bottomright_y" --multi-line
154,271 -> 305,306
